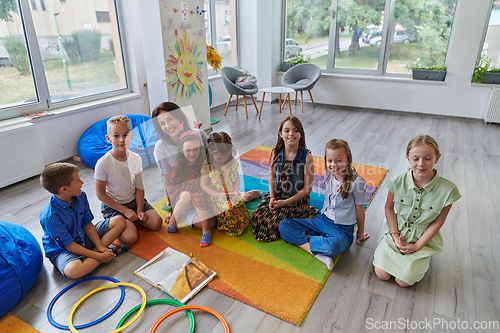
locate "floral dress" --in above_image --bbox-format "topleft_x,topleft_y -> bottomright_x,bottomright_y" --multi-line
200,158 -> 250,236
251,159 -> 319,242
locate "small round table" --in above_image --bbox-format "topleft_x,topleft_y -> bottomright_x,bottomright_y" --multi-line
258,86 -> 295,119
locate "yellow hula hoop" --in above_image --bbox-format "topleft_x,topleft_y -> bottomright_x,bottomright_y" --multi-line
68,282 -> 147,333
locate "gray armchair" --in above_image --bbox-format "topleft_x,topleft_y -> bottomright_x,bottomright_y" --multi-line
281,63 -> 321,113
221,67 -> 259,118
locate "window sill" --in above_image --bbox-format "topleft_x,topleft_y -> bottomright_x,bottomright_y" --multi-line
208,74 -> 222,81
277,71 -> 446,85
0,92 -> 141,130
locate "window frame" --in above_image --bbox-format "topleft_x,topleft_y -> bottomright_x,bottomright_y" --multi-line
282,0 -> 454,78
475,2 -> 496,74
0,0 -> 131,121
205,0 -> 238,76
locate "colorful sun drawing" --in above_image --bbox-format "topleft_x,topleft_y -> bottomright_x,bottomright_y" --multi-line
164,29 -> 204,102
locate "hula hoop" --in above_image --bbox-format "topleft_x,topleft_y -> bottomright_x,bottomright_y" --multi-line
47,276 -> 125,330
116,299 -> 195,333
68,282 -> 147,333
150,305 -> 231,333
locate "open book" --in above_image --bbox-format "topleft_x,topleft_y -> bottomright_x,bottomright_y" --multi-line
134,247 -> 217,303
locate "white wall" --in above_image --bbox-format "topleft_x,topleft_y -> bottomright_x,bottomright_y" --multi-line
231,0 -> 494,119
137,0 -> 168,109
238,0 -> 282,102
209,76 -> 228,108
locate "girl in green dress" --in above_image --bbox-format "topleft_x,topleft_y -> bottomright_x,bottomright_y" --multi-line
373,135 -> 461,287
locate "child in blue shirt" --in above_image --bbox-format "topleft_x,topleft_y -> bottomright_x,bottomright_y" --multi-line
39,163 -> 130,279
279,139 -> 370,270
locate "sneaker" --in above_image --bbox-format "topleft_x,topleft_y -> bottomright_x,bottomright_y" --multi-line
109,244 -> 131,255
167,224 -> 178,233
200,232 -> 212,247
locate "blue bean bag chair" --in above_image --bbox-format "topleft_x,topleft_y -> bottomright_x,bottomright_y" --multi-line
78,114 -> 159,169
0,221 -> 43,319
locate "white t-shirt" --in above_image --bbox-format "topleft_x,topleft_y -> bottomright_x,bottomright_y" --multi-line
94,150 -> 143,204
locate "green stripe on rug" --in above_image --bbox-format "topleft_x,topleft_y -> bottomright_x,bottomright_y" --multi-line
238,227 -> 333,281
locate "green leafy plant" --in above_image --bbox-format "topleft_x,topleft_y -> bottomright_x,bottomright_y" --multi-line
3,37 -> 30,75
71,29 -> 102,62
286,53 -> 310,65
405,61 -> 446,72
62,37 -> 80,64
472,54 -> 491,83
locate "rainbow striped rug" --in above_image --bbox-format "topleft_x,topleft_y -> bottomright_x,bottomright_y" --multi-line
130,146 -> 388,325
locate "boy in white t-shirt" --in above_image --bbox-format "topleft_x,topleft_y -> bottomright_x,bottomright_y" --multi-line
95,115 -> 162,244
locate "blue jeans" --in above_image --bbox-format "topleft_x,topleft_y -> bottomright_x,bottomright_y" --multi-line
279,214 -> 354,258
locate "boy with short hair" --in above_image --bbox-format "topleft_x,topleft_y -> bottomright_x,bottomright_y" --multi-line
39,163 -> 130,279
95,115 -> 162,244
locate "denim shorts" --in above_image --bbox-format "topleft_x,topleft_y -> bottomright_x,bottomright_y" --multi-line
50,219 -> 109,277
101,198 -> 154,220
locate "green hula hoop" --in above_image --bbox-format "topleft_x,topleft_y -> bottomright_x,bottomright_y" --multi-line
116,299 -> 195,333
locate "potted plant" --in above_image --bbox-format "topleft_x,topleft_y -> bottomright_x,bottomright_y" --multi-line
482,68 -> 500,84
280,53 -> 310,72
406,61 -> 447,81
471,54 -> 500,84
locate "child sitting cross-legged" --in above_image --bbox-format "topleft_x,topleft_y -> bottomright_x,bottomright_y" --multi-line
279,139 -> 370,270
39,163 -> 131,279
95,115 -> 162,244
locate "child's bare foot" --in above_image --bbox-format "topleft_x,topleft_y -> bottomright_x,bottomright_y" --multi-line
241,190 -> 262,202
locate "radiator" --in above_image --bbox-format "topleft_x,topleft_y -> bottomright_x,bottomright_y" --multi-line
0,123 -> 45,188
485,87 -> 500,124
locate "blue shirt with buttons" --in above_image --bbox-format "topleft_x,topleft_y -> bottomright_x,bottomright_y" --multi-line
39,191 -> 94,259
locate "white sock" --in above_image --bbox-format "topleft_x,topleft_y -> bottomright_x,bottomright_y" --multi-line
314,254 -> 333,270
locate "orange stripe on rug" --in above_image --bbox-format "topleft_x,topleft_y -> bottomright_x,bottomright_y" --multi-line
0,314 -> 40,333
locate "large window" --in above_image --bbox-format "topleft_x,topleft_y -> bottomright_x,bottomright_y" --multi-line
0,0 -> 128,120
204,0 -> 238,71
284,0 -> 457,75
479,2 -> 500,71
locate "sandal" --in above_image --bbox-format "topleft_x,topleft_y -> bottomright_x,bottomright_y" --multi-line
109,244 -> 131,255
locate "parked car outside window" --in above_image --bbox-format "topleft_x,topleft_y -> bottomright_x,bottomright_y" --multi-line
369,30 -> 413,46
364,31 -> 382,44
285,38 -> 302,59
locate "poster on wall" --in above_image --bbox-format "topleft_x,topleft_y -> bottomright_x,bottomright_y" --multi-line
160,0 -> 210,129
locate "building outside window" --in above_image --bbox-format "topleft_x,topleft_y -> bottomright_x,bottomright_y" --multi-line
283,0 -> 457,76
0,0 -> 128,120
